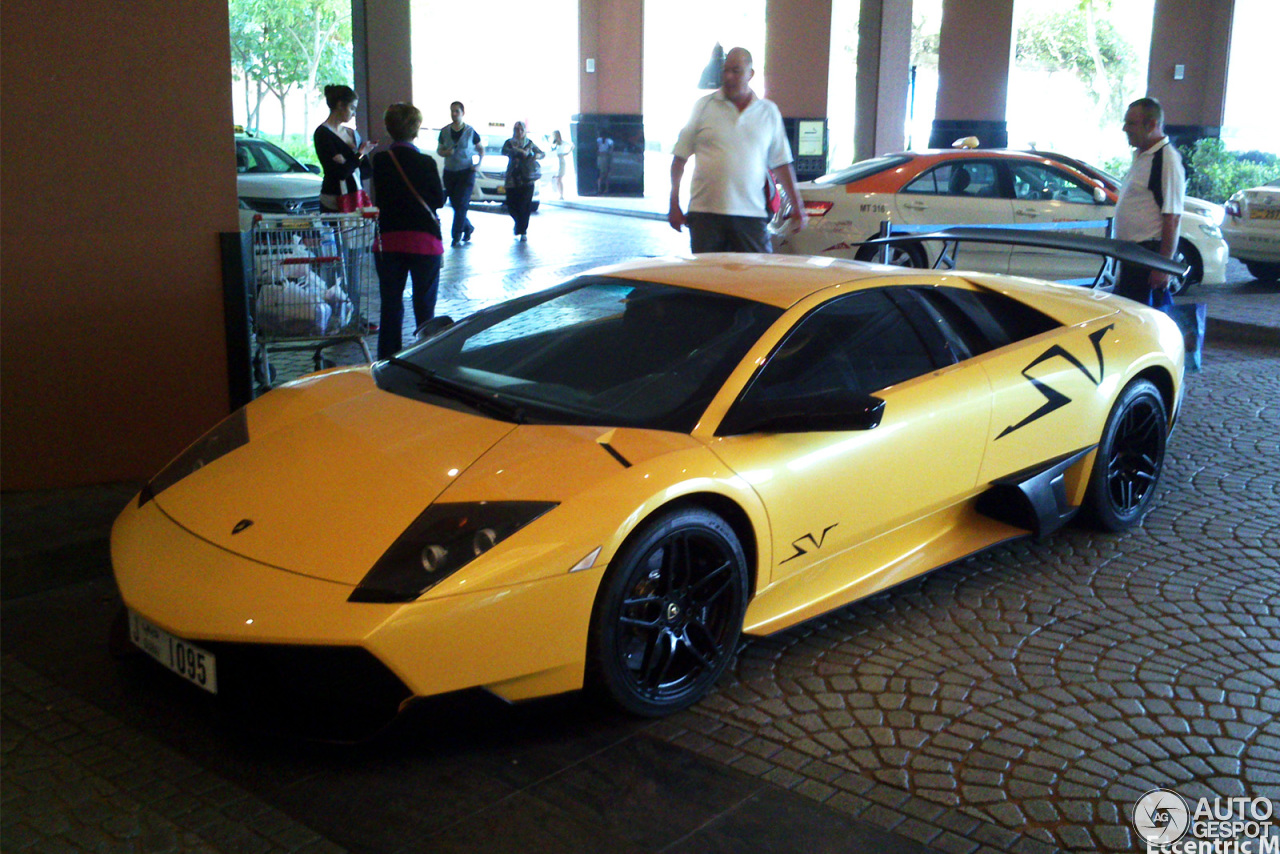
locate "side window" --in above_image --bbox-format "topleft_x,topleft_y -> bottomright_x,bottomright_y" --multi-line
735,290 -> 938,412
911,287 -> 1059,357
1010,162 -> 1098,204
902,162 -> 1002,198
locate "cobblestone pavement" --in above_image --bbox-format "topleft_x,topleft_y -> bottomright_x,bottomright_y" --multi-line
3,207 -> 1278,853
654,340 -> 1280,853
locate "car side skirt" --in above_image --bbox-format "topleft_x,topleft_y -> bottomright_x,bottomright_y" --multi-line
975,445 -> 1096,538
742,499 -> 1027,636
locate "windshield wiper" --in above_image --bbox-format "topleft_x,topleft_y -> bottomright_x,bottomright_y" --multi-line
381,357 -> 526,423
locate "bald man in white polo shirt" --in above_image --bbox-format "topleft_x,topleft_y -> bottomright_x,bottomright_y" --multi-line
1114,97 -> 1185,302
668,47 -> 806,253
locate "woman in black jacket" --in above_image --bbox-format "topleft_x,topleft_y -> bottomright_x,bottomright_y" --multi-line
370,102 -> 445,359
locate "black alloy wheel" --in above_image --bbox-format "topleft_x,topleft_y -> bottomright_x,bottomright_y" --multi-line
1084,378 -> 1168,531
1169,239 -> 1203,296
589,508 -> 748,716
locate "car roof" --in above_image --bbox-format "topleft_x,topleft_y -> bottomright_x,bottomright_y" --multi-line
584,253 -> 912,309
835,149 -> 1106,194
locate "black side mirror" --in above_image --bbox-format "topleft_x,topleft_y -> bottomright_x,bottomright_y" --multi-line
306,164 -> 322,175
415,316 -> 454,343
718,392 -> 885,436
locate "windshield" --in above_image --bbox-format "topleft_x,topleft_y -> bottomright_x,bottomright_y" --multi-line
814,154 -> 912,186
236,139 -> 308,174
374,276 -> 783,432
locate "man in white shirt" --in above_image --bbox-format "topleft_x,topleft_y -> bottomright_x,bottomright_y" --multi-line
668,47 -> 807,253
1114,97 -> 1185,301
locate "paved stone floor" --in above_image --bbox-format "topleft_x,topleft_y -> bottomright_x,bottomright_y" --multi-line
3,205 -> 1278,853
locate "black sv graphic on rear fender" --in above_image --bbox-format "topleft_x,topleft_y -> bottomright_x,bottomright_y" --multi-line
780,524 -> 839,565
997,325 -> 1114,440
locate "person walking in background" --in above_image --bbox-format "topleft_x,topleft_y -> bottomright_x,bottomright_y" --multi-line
668,47 -> 806,253
595,131 -> 614,195
314,84 -> 377,330
436,101 -> 485,247
1114,97 -> 1185,302
502,122 -> 544,241
370,103 -> 445,359
549,129 -> 573,200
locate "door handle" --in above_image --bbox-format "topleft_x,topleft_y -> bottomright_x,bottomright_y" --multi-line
901,202 -> 927,211
1015,209 -> 1041,217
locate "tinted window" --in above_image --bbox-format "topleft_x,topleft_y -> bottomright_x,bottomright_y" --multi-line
237,140 -> 304,174
1009,162 -> 1098,204
911,287 -> 1058,357
376,277 -> 783,432
902,161 -> 1002,198
733,290 -> 938,411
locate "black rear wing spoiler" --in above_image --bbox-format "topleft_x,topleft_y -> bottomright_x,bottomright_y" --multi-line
863,227 -> 1190,289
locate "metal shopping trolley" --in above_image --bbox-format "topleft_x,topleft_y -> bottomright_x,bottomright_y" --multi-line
249,211 -> 379,390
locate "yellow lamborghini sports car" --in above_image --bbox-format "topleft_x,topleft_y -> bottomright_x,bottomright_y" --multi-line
112,250 -> 1185,727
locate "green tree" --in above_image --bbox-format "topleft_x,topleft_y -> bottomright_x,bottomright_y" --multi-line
1015,0 -> 1136,126
228,0 -> 352,138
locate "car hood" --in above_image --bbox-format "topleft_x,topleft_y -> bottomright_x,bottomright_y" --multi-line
150,369 -> 688,586
236,172 -> 323,199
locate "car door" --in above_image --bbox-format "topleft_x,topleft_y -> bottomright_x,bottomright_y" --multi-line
1007,161 -> 1113,282
895,160 -> 1013,272
708,288 -> 991,592
904,283 -> 1111,494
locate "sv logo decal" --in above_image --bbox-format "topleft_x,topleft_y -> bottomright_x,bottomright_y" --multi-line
780,523 -> 838,565
998,325 -> 1113,439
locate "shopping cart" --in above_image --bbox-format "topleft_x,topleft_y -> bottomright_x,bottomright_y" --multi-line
249,211 -> 379,390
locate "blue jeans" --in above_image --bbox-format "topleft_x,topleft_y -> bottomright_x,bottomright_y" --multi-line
442,169 -> 475,242
374,252 -> 441,359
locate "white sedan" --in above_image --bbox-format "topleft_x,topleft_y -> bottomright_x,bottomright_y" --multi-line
774,149 -> 1228,293
1222,179 -> 1280,281
235,133 -> 323,230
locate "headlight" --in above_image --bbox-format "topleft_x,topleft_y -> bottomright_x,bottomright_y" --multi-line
349,501 -> 557,603
139,409 -> 249,506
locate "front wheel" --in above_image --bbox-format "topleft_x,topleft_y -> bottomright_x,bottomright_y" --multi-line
1169,239 -> 1202,296
1082,379 -> 1168,531
588,507 -> 748,716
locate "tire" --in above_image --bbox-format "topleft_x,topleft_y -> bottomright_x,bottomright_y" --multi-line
588,507 -> 748,716
1244,260 -> 1280,282
855,240 -> 926,269
1083,379 -> 1168,531
1170,239 -> 1202,296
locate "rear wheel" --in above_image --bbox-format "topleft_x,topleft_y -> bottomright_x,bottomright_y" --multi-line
1083,379 -> 1168,531
588,508 -> 748,717
855,240 -> 926,269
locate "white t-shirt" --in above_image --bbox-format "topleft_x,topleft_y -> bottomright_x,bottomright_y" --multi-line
1115,138 -> 1185,243
673,90 -> 794,218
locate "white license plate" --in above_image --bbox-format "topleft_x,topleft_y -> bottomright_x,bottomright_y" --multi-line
129,610 -> 218,694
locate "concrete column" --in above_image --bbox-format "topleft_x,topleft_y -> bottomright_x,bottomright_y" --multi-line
768,0 -> 836,178
1145,0 -> 1235,147
855,0 -> 913,161
352,0 -> 414,143
576,0 -> 645,195
930,0 -> 1014,148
